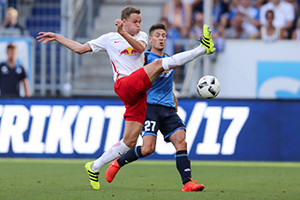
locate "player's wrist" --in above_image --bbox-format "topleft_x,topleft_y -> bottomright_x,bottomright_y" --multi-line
118,30 -> 127,36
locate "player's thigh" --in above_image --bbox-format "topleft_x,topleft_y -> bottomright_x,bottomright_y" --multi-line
114,68 -> 151,105
144,59 -> 164,83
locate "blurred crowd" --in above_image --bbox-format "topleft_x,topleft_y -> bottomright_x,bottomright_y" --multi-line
161,0 -> 300,52
0,6 -> 28,36
2,0 -> 300,42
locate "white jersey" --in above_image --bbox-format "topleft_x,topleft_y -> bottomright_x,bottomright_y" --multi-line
88,31 -> 148,82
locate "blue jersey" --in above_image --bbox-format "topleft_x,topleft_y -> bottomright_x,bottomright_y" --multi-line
145,51 -> 175,108
0,62 -> 26,97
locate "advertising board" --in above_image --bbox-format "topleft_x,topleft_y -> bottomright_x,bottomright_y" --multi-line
0,98 -> 299,161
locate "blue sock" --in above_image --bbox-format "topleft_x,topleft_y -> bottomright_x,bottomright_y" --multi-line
117,146 -> 144,167
176,150 -> 191,184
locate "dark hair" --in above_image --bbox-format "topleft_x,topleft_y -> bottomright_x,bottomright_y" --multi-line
265,10 -> 274,19
121,6 -> 141,20
149,23 -> 166,35
7,43 -> 17,51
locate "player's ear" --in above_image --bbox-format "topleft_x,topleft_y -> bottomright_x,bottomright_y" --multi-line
148,36 -> 152,43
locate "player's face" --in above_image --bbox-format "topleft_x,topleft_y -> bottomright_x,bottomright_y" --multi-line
123,13 -> 142,36
6,48 -> 17,60
149,29 -> 166,51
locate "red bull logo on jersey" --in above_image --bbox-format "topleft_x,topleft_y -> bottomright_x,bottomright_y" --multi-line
119,47 -> 138,56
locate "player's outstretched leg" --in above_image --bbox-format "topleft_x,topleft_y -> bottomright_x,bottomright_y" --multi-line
182,178 -> 205,192
106,159 -> 121,183
85,161 -> 100,190
200,24 -> 215,55
161,24 -> 215,71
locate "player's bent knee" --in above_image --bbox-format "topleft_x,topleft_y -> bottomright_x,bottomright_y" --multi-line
141,145 -> 155,156
181,140 -> 187,149
148,59 -> 162,71
142,148 -> 154,156
153,58 -> 162,66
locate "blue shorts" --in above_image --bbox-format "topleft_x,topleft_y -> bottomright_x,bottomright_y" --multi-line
141,104 -> 186,142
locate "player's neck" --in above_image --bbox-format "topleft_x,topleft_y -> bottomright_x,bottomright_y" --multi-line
150,48 -> 164,57
7,58 -> 15,68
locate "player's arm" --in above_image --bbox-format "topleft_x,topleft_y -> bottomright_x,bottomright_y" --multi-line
115,19 -> 146,53
22,78 -> 31,97
121,32 -> 147,53
36,32 -> 92,54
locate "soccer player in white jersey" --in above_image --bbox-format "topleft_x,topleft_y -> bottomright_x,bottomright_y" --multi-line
36,6 -> 215,190
106,23 -> 204,192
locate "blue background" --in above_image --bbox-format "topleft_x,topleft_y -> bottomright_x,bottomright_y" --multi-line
0,98 -> 300,161
257,61 -> 300,98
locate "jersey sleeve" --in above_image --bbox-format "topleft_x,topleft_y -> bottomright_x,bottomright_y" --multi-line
87,33 -> 110,53
136,31 -> 148,46
19,66 -> 27,81
0,63 -> 3,81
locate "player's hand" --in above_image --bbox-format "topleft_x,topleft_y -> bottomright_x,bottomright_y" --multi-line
115,19 -> 124,34
36,32 -> 56,45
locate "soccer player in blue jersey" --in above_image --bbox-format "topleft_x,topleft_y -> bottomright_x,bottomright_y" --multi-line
106,23 -> 204,192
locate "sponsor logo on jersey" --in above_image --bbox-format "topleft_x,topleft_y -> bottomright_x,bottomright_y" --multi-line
1,66 -> 9,74
119,47 -> 138,56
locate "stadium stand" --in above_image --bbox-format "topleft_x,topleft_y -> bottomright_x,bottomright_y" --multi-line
26,0 -> 61,37
72,0 -> 167,97
23,0 -> 61,95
